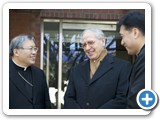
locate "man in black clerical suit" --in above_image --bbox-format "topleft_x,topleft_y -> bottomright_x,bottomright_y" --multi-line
9,34 -> 51,109
117,11 -> 145,108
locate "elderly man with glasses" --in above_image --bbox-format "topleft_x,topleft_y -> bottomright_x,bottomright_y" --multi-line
9,34 -> 51,109
64,28 -> 131,109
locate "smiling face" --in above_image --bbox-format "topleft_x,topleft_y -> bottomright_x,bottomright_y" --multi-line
13,39 -> 37,67
119,25 -> 138,55
82,32 -> 105,60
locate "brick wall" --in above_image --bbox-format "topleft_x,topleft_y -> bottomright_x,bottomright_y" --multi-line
9,9 -> 144,67
9,10 -> 41,66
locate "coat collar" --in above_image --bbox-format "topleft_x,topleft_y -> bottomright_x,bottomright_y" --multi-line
80,54 -> 114,85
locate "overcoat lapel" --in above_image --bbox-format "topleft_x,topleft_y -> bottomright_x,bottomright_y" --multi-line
129,46 -> 145,86
89,54 -> 114,85
79,60 -> 91,84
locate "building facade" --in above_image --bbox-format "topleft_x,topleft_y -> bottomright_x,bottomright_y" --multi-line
9,9 -> 144,108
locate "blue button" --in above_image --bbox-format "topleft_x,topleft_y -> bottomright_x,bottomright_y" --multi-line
136,89 -> 158,110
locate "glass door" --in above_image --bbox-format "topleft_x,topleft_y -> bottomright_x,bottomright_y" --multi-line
41,19 -> 131,109
42,20 -> 60,108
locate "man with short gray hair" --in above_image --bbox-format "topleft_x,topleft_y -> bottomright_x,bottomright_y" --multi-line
64,28 -> 131,109
9,34 -> 51,109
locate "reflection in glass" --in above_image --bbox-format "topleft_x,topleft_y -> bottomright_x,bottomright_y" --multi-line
42,21 -> 129,109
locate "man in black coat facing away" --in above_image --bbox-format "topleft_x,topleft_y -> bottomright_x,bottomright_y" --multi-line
117,11 -> 145,108
9,34 -> 51,109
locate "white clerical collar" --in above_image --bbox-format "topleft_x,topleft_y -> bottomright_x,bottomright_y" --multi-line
12,59 -> 28,71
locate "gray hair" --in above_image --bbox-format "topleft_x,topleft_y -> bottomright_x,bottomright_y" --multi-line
81,28 -> 106,42
9,34 -> 36,56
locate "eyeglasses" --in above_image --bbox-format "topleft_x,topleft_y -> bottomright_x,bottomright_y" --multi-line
19,47 -> 38,52
81,40 -> 96,49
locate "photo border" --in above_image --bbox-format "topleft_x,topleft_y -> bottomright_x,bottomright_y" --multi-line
3,2 -> 151,115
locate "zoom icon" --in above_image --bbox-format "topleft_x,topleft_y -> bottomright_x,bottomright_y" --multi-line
137,89 -> 158,110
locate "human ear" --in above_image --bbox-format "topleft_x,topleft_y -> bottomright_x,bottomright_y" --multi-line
132,28 -> 139,38
13,49 -> 19,56
101,38 -> 106,46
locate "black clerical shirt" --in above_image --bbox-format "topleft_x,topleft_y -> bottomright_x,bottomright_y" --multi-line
11,60 -> 33,102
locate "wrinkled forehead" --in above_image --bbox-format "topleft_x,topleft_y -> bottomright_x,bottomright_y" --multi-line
82,32 -> 96,42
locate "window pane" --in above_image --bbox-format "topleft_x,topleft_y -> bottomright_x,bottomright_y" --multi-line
43,22 -> 59,109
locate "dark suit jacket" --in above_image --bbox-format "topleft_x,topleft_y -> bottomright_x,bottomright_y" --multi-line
9,60 -> 51,109
127,46 -> 145,109
64,54 -> 131,109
